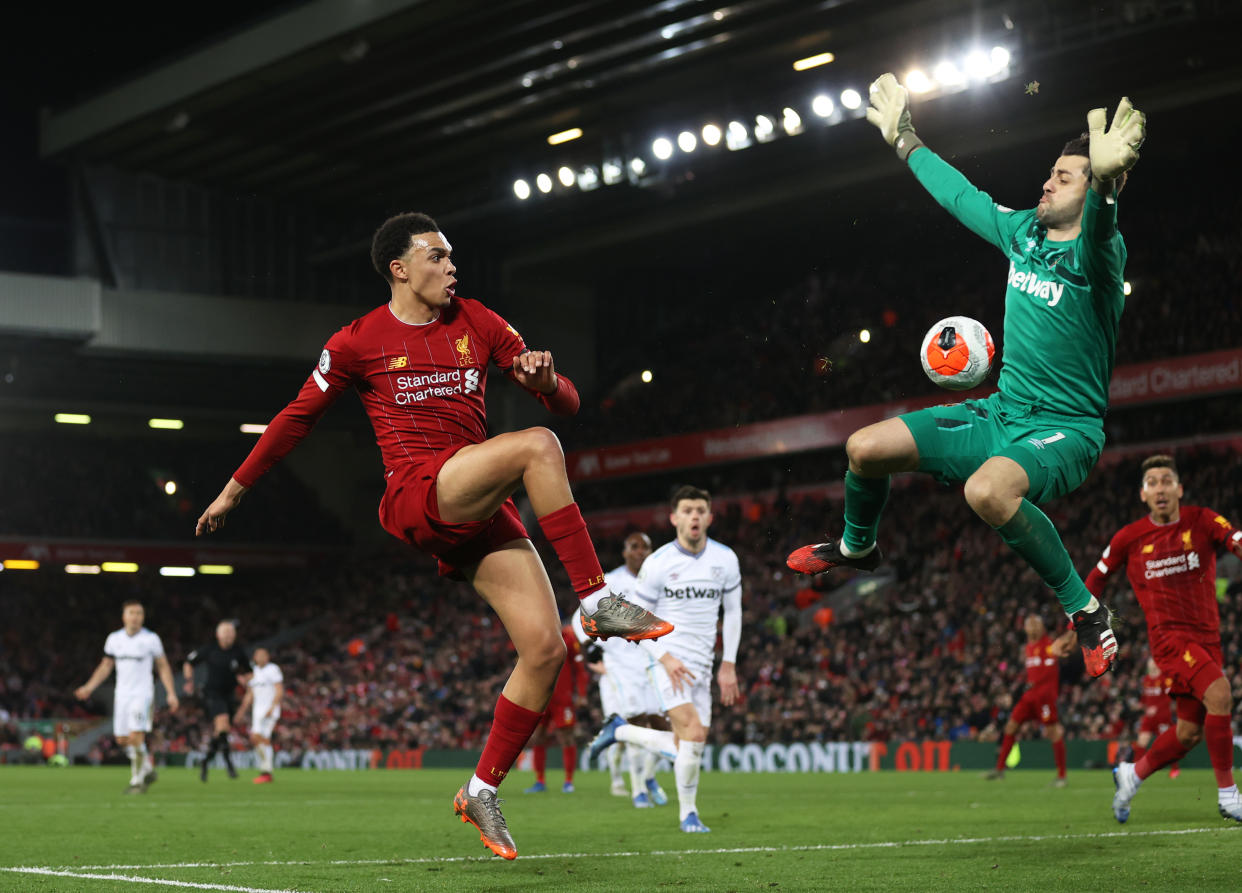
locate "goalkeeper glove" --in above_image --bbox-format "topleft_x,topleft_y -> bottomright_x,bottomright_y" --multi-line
1088,97 -> 1146,181
866,72 -> 923,161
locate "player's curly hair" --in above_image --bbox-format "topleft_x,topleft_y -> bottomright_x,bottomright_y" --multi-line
670,484 -> 712,510
371,212 -> 441,283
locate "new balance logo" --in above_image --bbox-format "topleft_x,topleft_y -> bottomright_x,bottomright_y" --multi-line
1007,262 -> 1065,307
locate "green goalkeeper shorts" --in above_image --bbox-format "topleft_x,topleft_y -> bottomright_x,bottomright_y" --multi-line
899,390 -> 1105,505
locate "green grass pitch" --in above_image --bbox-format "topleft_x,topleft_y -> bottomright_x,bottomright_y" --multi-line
1,766 -> 1238,891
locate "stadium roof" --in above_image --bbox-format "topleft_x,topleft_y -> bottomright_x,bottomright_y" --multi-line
38,0 -> 1242,255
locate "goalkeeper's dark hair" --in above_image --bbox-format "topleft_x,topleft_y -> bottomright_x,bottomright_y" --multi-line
371,212 -> 441,283
1062,133 -> 1092,178
1140,454 -> 1178,480
1061,132 -> 1129,193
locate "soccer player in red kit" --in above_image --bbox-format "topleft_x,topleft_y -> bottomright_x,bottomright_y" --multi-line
986,615 -> 1076,785
525,624 -> 589,794
1134,657 -> 1178,778
1089,455 -> 1242,823
196,213 -> 672,858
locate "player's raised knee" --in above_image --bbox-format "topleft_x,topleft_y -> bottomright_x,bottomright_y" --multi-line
963,473 -> 1006,519
520,426 -> 565,463
523,625 -> 567,674
1177,725 -> 1203,749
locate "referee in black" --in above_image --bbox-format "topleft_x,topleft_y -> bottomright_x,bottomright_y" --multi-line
183,620 -> 251,781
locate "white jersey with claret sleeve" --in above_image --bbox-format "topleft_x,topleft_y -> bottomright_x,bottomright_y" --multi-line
104,628 -> 165,700
249,663 -> 284,720
637,538 -> 742,674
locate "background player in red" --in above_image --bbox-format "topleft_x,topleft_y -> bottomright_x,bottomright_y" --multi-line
195,212 -> 672,859
524,623 -> 589,793
1133,657 -> 1179,778
986,615 -> 1076,785
1091,454 -> 1242,823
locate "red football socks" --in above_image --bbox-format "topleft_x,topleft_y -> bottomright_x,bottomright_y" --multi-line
1204,713 -> 1236,788
1052,739 -> 1067,778
1135,726 -> 1189,780
563,746 -> 577,783
538,504 -> 607,597
996,734 -> 1016,771
475,694 -> 544,788
531,745 -> 547,784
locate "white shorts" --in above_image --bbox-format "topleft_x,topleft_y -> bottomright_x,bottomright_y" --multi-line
600,667 -> 662,719
252,710 -> 280,739
113,692 -> 153,738
648,659 -> 712,728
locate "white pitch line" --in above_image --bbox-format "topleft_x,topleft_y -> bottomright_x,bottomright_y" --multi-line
0,866 -> 302,893
26,825 -> 1238,873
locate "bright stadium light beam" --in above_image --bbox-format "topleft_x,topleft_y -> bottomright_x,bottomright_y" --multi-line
54,413 -> 91,425
840,89 -> 862,110
859,328 -> 872,343
576,166 -> 600,191
793,52 -> 835,71
101,562 -> 139,573
546,127 -> 583,146
934,60 -> 965,87
753,115 -> 775,142
198,564 -> 235,575
701,123 -> 722,146
990,46 -> 1011,71
964,49 -> 991,80
811,94 -> 834,117
652,137 -> 674,160
1123,280 -> 1133,296
536,173 -> 553,193
905,69 -> 933,94
725,120 -> 751,150
160,566 -> 196,577
3,559 -> 39,570
164,480 -> 177,495
602,160 -> 623,184
677,130 -> 697,153
513,179 -> 531,200
557,166 -> 575,187
148,418 -> 184,430
65,564 -> 102,574
641,369 -> 653,383
239,423 -> 268,434
782,107 -> 802,135
629,156 -> 647,176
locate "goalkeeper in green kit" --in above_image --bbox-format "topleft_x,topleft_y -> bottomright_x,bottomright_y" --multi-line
788,74 -> 1147,677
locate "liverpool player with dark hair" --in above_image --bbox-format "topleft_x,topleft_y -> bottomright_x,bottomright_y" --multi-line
196,212 -> 671,859
183,620 -> 250,782
1089,455 -> 1242,822
986,615 -> 1076,785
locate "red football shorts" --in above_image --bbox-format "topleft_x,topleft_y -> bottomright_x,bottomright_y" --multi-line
1152,638 -> 1225,702
539,696 -> 576,731
378,444 -> 529,579
1011,688 -> 1058,726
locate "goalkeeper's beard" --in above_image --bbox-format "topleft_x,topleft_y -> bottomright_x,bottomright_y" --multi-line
1036,199 -> 1082,230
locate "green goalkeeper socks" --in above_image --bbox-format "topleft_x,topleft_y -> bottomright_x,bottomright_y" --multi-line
995,499 -> 1092,615
842,470 -> 890,554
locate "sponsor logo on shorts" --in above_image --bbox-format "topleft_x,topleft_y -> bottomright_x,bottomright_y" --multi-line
1183,649 -> 1196,667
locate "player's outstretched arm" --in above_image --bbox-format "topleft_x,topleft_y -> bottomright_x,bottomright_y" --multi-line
1087,97 -> 1146,195
74,657 -> 115,700
155,656 -> 180,713
196,477 -> 250,537
866,72 -> 923,161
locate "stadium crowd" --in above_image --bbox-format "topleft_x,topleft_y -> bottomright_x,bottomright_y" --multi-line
3,438 -> 1238,765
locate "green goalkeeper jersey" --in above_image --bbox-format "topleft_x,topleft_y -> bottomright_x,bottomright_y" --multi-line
908,148 -> 1127,420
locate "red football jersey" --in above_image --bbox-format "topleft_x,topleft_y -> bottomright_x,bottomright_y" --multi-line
1085,505 -> 1240,644
234,297 -> 579,486
1140,671 -> 1172,721
1024,634 -> 1060,693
